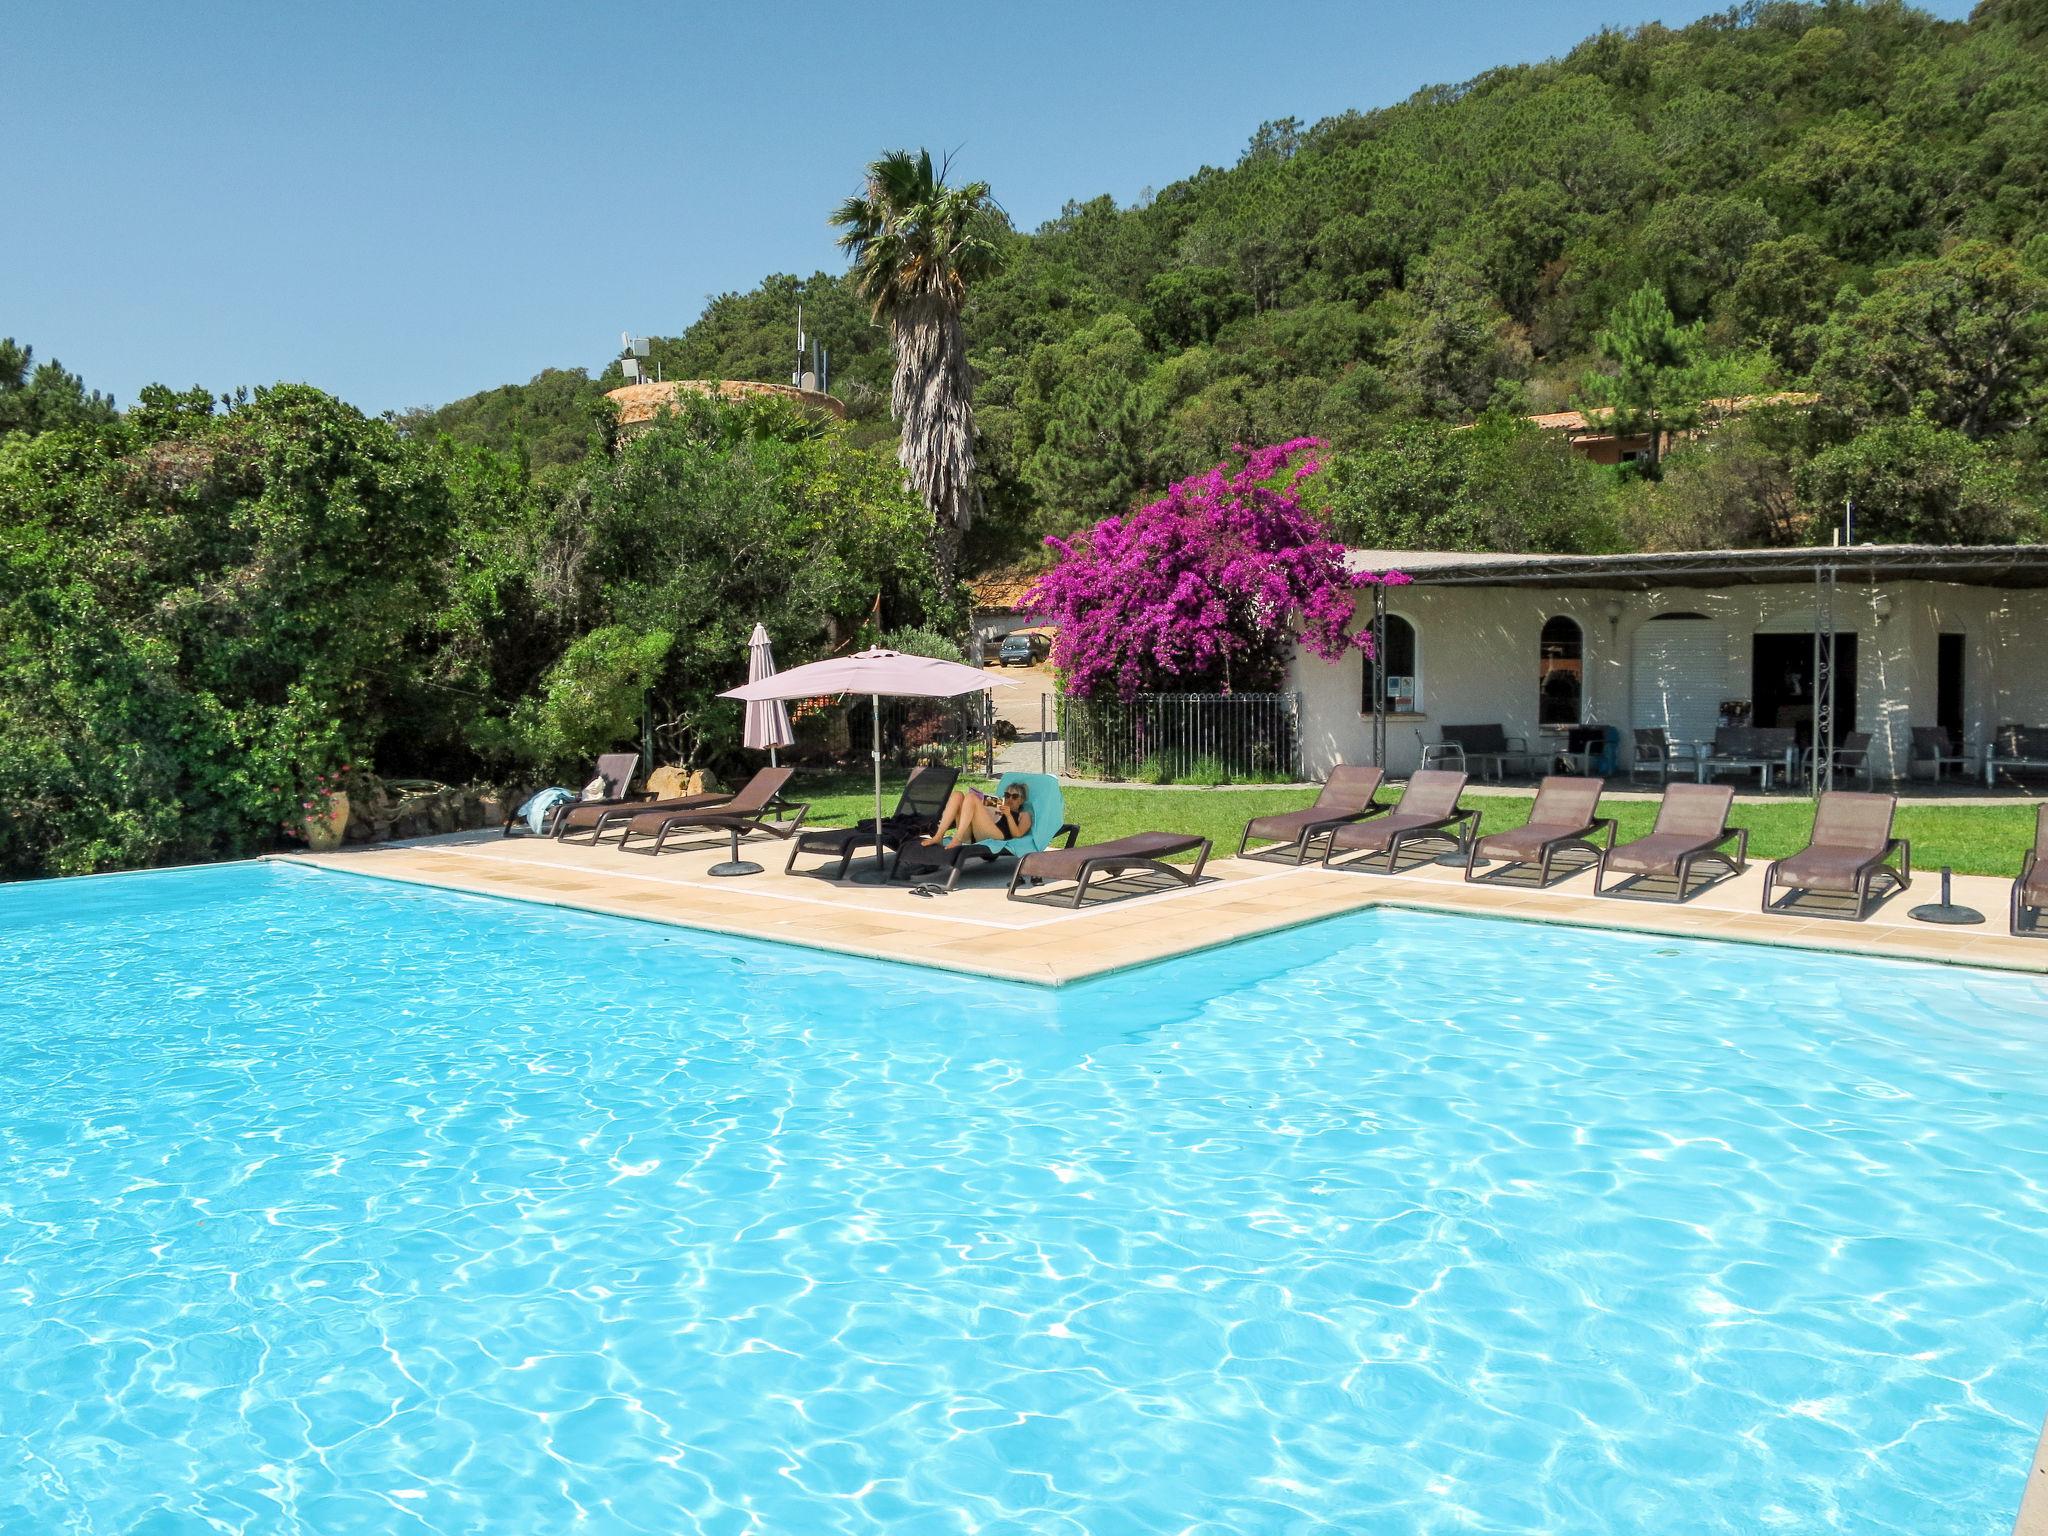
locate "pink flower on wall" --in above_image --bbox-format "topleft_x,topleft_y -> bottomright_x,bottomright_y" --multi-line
1023,438 -> 1408,700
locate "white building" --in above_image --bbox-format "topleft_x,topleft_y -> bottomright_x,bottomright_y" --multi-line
1288,545 -> 2048,783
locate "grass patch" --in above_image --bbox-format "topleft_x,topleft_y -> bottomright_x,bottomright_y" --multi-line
788,767 -> 2035,876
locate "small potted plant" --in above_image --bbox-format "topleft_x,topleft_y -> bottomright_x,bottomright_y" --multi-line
285,765 -> 353,851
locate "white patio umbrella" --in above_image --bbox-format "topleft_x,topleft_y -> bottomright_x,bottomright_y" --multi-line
722,647 -> 1010,877
741,624 -> 795,765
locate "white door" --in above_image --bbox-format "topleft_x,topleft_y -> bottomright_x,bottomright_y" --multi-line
1631,617 -> 1724,749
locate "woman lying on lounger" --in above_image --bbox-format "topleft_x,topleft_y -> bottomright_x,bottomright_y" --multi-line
921,782 -> 1031,847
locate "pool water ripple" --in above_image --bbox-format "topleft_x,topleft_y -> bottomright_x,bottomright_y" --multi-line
1,863 -> 2045,1533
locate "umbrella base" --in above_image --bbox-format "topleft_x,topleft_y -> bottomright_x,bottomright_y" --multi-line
1908,902 -> 1983,925
838,851 -> 896,886
708,860 -> 763,878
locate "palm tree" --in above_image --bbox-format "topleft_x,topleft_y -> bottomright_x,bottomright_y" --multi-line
832,149 -> 1002,588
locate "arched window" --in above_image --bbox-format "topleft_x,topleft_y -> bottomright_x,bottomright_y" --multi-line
1361,615 -> 1419,714
1538,616 -> 1583,726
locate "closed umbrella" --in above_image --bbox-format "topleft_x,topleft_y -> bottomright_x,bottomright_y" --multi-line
741,624 -> 795,765
722,647 -> 1010,878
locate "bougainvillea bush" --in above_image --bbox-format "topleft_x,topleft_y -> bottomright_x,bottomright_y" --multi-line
1022,438 -> 1408,700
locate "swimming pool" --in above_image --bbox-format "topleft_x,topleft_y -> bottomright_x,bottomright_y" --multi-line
2,862 -> 2044,1534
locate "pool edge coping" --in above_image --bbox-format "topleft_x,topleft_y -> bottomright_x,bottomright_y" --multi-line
272,853 -> 2048,991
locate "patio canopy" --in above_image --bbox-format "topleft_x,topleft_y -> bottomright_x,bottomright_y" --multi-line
1345,543 -> 2048,590
1343,544 -> 2048,792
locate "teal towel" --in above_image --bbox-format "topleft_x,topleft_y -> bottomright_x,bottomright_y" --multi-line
976,773 -> 1064,856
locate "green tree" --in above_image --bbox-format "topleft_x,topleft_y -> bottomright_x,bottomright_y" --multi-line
1627,413 -> 1807,550
0,385 -> 450,877
1318,414 -> 1621,554
1811,240 -> 2048,439
832,148 -> 1005,589
1018,315 -> 1153,523
1726,235 -> 1836,373
511,625 -> 673,771
0,337 -> 116,436
468,395 -> 949,776
1796,415 -> 2035,545
1380,254 -> 1529,420
1576,284 -> 1752,475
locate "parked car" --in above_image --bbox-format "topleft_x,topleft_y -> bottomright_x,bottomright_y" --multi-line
998,632 -> 1050,666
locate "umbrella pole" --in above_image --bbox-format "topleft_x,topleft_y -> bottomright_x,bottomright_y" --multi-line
872,694 -> 886,874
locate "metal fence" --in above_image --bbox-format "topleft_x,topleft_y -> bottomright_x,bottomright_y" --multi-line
786,694 -> 995,774
1057,691 -> 1302,783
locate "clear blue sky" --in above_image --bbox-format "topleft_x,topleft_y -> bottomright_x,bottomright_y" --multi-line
7,1 -> 1975,416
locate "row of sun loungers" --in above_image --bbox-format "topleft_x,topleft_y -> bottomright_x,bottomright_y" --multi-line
528,754 -> 2045,933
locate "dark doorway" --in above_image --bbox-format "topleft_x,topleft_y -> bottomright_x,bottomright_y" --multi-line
1937,633 -> 1965,740
1751,632 -> 1858,747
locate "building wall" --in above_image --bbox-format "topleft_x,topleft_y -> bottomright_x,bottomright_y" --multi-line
1290,579 -> 2048,780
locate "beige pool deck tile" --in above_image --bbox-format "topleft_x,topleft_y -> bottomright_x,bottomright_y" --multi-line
285,829 -> 2047,985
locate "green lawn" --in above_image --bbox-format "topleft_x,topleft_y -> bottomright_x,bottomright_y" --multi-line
788,768 -> 2036,877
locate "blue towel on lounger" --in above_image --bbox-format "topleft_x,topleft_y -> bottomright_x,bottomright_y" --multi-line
516,787 -> 577,836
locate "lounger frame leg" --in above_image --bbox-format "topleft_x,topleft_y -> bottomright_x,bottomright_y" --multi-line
1068,842 -> 1214,907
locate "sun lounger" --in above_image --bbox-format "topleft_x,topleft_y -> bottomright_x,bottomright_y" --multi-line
1008,832 -> 1212,906
1761,791 -> 1910,921
1463,776 -> 1613,886
1592,783 -> 1747,901
785,764 -> 960,879
504,752 -> 641,838
890,772 -> 1076,893
1320,770 -> 1474,873
2012,803 -> 2048,937
1236,764 -> 1388,863
615,766 -> 807,856
556,785 -> 733,844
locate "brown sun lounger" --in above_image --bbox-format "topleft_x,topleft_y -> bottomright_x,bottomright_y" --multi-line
2012,803 -> 2048,936
1321,770 -> 1474,873
785,764 -> 960,879
556,784 -> 733,844
1761,791 -> 1910,921
1464,776 -> 1614,885
1593,782 -> 1746,901
504,752 -> 642,838
1008,832 -> 1213,906
615,766 -> 807,856
1236,764 -> 1388,863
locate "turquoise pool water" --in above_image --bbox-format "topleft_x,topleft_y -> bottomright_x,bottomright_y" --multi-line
2,863 -> 2045,1534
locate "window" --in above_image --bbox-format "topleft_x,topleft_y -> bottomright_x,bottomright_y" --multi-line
1361,614 -> 1419,714
1538,615 -> 1583,726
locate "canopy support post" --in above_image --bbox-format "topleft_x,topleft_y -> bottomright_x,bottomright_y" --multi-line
1371,583 -> 1387,769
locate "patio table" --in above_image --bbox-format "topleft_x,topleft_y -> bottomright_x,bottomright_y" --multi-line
1696,745 -> 1799,792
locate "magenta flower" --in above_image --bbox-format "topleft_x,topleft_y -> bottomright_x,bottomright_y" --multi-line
1023,439 -> 1408,700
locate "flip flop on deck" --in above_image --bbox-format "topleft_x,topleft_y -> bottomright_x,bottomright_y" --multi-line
1007,832 -> 1213,907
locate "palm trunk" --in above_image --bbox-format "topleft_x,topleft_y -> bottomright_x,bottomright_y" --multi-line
891,297 -> 976,592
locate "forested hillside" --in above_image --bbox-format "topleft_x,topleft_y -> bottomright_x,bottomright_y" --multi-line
420,0 -> 2048,565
